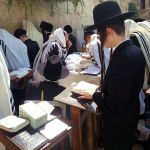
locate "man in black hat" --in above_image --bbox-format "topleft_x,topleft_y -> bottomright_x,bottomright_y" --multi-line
14,28 -> 40,68
64,25 -> 77,55
40,21 -> 53,43
78,1 -> 145,150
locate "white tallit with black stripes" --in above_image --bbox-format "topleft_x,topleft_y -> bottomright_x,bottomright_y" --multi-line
125,19 -> 150,89
125,19 -> 150,115
33,28 -> 68,83
0,46 -> 15,119
125,20 -> 150,70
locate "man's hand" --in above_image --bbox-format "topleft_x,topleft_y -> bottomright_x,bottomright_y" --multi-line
10,75 -> 17,80
78,90 -> 93,100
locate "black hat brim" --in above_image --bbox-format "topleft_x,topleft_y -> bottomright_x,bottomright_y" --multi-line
87,11 -> 134,31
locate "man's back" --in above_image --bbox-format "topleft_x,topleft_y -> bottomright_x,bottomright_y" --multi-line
68,34 -> 77,54
103,40 -> 145,127
24,39 -> 39,68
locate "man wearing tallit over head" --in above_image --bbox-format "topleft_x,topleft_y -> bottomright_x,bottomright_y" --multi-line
0,29 -> 30,71
28,28 -> 69,100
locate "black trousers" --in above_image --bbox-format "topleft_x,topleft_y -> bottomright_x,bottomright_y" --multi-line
103,123 -> 137,150
11,88 -> 25,115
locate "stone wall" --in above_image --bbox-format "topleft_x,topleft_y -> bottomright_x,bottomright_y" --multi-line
0,0 -> 99,33
138,8 -> 150,19
131,0 -> 150,19
0,0 -> 100,47
2,0 -> 149,33
0,0 -> 25,32
1,0 -> 145,47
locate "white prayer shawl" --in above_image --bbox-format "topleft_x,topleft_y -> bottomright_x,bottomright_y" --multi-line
65,54 -> 84,71
0,40 -> 7,65
53,28 -> 67,58
23,20 -> 43,48
125,20 -> 150,70
125,19 -> 150,89
33,28 -> 67,82
0,46 -> 13,119
88,34 -> 110,72
138,21 -> 150,32
0,29 -> 30,70
125,20 -> 150,114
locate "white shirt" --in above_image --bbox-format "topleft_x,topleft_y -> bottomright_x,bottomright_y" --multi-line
88,37 -> 111,72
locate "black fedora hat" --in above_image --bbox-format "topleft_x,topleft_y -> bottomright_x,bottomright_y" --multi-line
87,1 -> 135,30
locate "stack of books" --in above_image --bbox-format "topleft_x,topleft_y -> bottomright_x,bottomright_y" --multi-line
0,101 -> 72,150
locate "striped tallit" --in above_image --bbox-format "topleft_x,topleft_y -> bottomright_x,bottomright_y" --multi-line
125,19 -> 150,89
0,46 -> 16,119
33,28 -> 69,83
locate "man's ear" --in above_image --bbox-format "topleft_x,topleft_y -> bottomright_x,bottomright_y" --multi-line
106,27 -> 113,36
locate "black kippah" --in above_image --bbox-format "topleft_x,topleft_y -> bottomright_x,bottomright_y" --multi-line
40,21 -> 53,32
14,28 -> 26,38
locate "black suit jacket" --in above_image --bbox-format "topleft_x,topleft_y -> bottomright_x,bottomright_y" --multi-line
93,40 -> 145,131
68,34 -> 77,55
24,39 -> 40,68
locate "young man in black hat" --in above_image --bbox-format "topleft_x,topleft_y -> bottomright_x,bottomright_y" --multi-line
40,21 -> 53,43
14,28 -> 40,68
78,1 -> 145,150
64,25 -> 77,55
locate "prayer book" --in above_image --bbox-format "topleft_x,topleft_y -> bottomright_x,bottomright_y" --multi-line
71,81 -> 98,113
11,131 -> 47,150
0,115 -> 29,132
19,102 -> 48,129
71,81 -> 98,95
40,118 -> 71,140
9,68 -> 31,78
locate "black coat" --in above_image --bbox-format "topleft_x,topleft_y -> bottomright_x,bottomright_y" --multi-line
68,34 -> 77,55
43,33 -> 51,43
24,39 -> 40,68
93,40 -> 145,149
